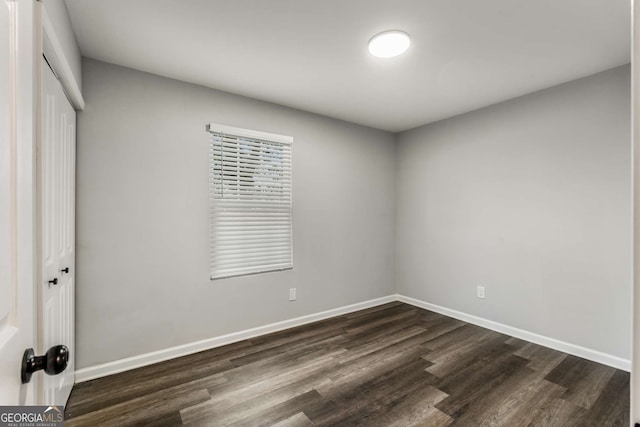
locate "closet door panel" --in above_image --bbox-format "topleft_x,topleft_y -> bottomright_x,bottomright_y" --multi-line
40,58 -> 75,407
42,78 -> 59,281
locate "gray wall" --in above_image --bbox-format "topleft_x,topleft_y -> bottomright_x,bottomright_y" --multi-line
396,65 -> 632,359
76,58 -> 396,368
77,58 -> 631,369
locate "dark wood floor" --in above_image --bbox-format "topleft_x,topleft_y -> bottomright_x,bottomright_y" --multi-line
64,302 -> 629,426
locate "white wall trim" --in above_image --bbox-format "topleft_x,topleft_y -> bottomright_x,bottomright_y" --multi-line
396,294 -> 631,372
76,292 -> 630,382
41,8 -> 84,110
75,295 -> 396,382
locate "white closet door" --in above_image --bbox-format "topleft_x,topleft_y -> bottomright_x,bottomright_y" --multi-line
41,57 -> 75,406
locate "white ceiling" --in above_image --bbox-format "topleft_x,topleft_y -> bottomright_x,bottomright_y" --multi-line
64,0 -> 630,133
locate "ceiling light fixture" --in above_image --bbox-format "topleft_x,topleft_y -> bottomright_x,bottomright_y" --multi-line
368,30 -> 411,58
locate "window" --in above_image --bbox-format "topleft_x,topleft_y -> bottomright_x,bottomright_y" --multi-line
207,124 -> 293,279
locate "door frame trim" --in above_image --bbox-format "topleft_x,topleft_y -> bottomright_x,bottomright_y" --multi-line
41,8 -> 83,111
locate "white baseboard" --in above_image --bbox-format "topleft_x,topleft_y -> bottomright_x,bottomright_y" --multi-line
75,295 -> 396,382
76,292 -> 630,382
396,294 -> 631,372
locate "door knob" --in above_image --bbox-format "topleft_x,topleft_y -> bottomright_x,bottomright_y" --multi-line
48,278 -> 58,285
61,267 -> 69,274
21,345 -> 69,384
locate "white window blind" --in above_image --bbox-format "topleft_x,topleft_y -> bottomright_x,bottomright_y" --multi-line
207,124 -> 293,279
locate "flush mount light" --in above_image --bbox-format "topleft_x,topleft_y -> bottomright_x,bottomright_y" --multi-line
368,30 -> 411,58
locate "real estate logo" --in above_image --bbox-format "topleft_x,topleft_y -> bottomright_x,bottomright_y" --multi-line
0,406 -> 64,427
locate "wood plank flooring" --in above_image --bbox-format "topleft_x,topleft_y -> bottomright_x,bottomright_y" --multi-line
64,302 -> 629,426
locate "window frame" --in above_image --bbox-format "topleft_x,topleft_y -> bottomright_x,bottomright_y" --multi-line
207,123 -> 293,280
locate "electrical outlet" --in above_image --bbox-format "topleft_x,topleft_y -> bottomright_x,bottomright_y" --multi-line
477,286 -> 485,299
289,288 -> 296,301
